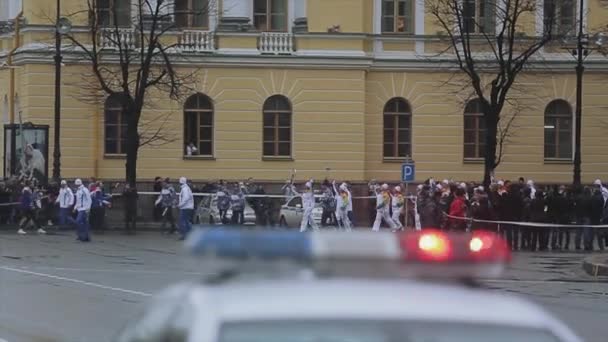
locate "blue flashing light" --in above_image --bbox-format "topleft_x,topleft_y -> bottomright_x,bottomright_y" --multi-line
187,229 -> 312,260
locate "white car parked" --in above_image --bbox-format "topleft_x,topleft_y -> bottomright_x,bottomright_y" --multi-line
278,196 -> 324,228
196,196 -> 256,226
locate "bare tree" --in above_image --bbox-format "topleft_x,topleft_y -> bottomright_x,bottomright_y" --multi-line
64,0 -> 212,186
427,0 -> 559,186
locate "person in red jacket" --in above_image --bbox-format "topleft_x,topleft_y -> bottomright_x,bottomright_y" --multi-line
448,187 -> 468,231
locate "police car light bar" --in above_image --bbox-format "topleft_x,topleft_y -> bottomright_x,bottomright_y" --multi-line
186,229 -> 510,269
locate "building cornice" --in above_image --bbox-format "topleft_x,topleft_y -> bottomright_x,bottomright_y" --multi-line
6,43 -> 608,73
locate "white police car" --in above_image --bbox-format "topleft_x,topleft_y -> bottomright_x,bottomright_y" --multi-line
117,230 -> 582,342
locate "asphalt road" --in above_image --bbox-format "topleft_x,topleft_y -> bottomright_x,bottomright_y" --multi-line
0,229 -> 607,342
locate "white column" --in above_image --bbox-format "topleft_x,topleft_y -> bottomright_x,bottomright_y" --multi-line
8,0 -> 21,18
294,0 -> 306,18
291,0 -> 307,32
535,0 -> 544,35
373,0 -> 383,54
209,0 -> 218,30
581,0 -> 587,33
415,0 -> 425,54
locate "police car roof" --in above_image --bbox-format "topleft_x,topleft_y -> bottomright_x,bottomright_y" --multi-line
162,278 -> 578,340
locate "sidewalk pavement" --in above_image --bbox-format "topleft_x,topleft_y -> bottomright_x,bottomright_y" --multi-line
582,254 -> 608,277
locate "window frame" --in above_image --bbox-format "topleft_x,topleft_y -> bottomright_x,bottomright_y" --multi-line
174,0 -> 210,29
96,0 -> 131,27
544,99 -> 573,161
543,0 -> 576,36
383,97 -> 412,161
463,99 -> 487,161
381,0 -> 415,34
253,0 -> 288,32
262,95 -> 292,159
462,0 -> 496,34
104,95 -> 128,156
183,93 -> 214,158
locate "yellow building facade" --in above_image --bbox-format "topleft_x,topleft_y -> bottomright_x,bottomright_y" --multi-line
1,0 -> 608,184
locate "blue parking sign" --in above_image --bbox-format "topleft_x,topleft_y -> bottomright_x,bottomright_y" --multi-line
401,163 -> 415,182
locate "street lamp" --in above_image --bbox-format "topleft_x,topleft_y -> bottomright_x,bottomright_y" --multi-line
52,0 -> 71,182
563,3 -> 605,186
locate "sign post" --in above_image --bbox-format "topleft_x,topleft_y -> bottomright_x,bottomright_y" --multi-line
401,156 -> 415,230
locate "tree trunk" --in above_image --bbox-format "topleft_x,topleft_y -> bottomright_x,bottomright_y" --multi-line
125,111 -> 140,187
483,112 -> 498,188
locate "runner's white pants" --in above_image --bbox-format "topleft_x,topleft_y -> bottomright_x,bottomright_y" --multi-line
391,208 -> 403,229
337,208 -> 352,232
300,207 -> 319,232
372,208 -> 397,232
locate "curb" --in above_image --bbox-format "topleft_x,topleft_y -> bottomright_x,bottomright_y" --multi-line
582,255 -> 608,277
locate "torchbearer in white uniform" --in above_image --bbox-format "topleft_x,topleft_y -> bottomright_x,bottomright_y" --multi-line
299,180 -> 319,232
372,184 -> 397,232
391,186 -> 404,231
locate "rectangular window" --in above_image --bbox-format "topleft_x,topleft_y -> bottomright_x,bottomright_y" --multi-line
263,112 -> 291,157
463,114 -> 486,159
383,114 -> 411,158
462,0 -> 495,34
381,0 -> 414,33
544,0 -> 575,35
185,111 -> 213,156
104,109 -> 128,154
96,0 -> 131,27
175,0 -> 209,29
254,0 -> 287,32
544,116 -> 572,159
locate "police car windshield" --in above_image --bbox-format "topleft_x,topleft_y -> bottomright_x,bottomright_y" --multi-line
219,320 -> 561,342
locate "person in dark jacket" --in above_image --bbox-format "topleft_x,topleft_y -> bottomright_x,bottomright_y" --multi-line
499,183 -> 524,251
548,185 -> 572,250
17,181 -> 44,235
521,187 -> 533,250
573,187 -> 593,251
419,188 -> 442,229
530,190 -> 547,251
123,184 -> 138,235
590,189 -> 605,251
470,187 -> 494,231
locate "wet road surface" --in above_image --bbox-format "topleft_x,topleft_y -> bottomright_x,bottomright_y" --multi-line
0,230 -> 607,341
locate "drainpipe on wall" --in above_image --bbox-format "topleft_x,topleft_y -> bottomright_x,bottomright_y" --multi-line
8,11 -> 23,125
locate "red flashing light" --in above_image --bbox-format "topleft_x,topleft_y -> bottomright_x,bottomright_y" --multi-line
400,230 -> 511,264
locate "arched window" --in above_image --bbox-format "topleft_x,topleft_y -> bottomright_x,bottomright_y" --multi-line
464,99 -> 487,159
383,97 -> 411,159
104,94 -> 127,155
544,99 -> 572,160
263,95 -> 291,157
184,93 -> 213,156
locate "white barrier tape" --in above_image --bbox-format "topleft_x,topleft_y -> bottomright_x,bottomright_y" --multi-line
444,213 -> 608,229
114,191 -> 416,200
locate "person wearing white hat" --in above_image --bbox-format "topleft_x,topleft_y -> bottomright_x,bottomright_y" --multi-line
56,180 -> 75,227
340,182 -> 355,226
372,184 -> 398,232
177,177 -> 194,239
74,178 -> 92,242
593,179 -> 608,204
526,180 -> 537,200
299,179 -> 319,232
391,186 -> 404,231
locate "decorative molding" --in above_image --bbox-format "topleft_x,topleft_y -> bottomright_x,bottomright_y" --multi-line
295,49 -> 367,57
217,47 -> 260,55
